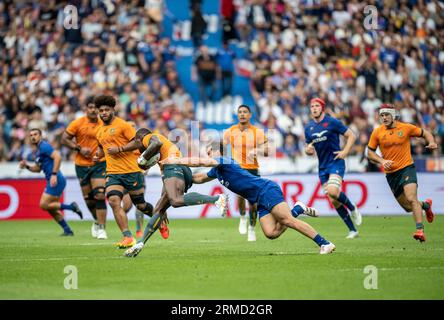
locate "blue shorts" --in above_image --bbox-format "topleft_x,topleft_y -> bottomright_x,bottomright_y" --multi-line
257,181 -> 285,218
44,173 -> 66,197
319,164 -> 345,185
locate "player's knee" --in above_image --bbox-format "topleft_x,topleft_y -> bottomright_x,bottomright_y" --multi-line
39,201 -> 49,211
169,198 -> 183,208
326,188 -> 339,200
106,190 -> 123,208
264,230 -> 279,240
93,187 -> 106,201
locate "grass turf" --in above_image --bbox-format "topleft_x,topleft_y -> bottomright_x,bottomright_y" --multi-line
0,216 -> 443,299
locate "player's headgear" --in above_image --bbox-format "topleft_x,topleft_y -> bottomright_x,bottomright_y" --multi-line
379,103 -> 396,118
310,98 -> 325,111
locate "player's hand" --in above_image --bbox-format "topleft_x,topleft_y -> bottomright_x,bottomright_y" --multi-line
50,175 -> 57,187
425,142 -> 438,150
333,150 -> 348,160
79,147 -> 92,158
107,146 -> 120,155
246,149 -> 256,163
381,159 -> 394,170
19,160 -> 27,169
305,143 -> 315,156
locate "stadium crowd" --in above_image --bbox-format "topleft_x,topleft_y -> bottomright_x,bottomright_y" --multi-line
0,0 -> 443,170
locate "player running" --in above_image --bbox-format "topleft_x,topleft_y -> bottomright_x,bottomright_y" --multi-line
94,95 -> 154,248
110,127 -> 228,247
19,128 -> 83,236
304,98 -> 362,239
62,96 -> 108,239
125,140 -> 334,257
367,104 -> 437,242
223,104 -> 268,241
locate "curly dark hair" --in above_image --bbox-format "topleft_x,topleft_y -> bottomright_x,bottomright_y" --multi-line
94,95 -> 116,108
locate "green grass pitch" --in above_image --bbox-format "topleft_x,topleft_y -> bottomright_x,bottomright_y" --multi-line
0,216 -> 443,299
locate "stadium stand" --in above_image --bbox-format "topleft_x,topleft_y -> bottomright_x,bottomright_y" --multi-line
0,0 -> 443,172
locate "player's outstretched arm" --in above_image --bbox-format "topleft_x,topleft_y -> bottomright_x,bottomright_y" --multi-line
422,129 -> 438,150
19,160 -> 41,173
160,157 -> 219,167
192,172 -> 215,184
334,129 -> 356,160
141,136 -> 163,161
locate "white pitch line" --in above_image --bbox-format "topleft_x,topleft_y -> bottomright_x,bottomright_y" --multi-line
0,256 -> 124,262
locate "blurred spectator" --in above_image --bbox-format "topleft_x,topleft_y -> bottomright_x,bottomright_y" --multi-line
193,45 -> 219,104
190,2 -> 207,48
216,41 -> 236,98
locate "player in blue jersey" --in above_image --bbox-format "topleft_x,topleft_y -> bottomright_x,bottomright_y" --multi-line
19,128 -> 83,236
124,140 -> 335,257
304,98 -> 362,239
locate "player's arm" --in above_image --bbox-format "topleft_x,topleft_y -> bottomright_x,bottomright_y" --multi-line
107,139 -> 143,155
421,129 -> 438,150
61,131 -> 92,158
50,150 -> 62,174
334,128 -> 356,160
19,160 -> 41,172
93,143 -> 105,162
160,156 -> 219,167
192,172 -> 216,184
141,135 -> 163,161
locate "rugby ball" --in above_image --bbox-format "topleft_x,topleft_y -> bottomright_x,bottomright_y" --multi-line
137,153 -> 160,169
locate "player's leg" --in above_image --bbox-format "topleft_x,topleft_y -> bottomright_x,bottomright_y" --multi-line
402,183 -> 427,242
266,202 -> 335,254
125,191 -> 171,257
105,178 -> 135,248
324,175 -> 358,238
39,193 -> 74,236
43,175 -> 83,219
247,201 -> 257,241
90,178 -> 107,239
75,165 -> 97,221
396,192 -> 432,219
238,196 -> 248,234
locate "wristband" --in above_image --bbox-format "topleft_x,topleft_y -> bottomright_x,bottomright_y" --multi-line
74,145 -> 81,152
51,172 -> 57,176
25,164 -> 30,170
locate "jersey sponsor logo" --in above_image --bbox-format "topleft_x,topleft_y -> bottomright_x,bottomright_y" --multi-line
398,131 -> 403,137
110,128 -> 116,135
312,130 -> 328,143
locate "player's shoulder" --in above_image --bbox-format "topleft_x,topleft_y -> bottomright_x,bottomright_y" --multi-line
67,115 -> 85,128
39,140 -> 53,151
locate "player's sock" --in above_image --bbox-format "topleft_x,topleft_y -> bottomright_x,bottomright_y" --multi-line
122,230 -> 133,238
338,192 -> 355,211
60,203 -> 74,211
184,192 -> 219,205
140,213 -> 162,244
336,205 -> 357,231
291,204 -> 305,218
421,201 -> 430,211
416,222 -> 424,230
249,208 -> 257,227
57,219 -> 73,234
313,234 -> 330,247
136,210 -> 144,232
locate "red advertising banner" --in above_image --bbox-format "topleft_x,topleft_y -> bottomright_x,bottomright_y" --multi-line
0,179 -> 55,220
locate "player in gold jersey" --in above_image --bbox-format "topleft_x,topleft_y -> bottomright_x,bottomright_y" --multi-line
94,95 -> 153,248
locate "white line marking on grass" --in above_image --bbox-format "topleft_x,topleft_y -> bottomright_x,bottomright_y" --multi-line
0,256 -> 124,262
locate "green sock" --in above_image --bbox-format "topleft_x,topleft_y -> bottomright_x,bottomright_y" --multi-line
136,210 -> 144,232
140,213 -> 162,244
416,222 -> 424,230
421,201 -> 430,211
184,192 -> 219,206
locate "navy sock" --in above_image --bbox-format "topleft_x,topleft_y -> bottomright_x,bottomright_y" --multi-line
58,219 -> 72,233
421,201 -> 430,211
313,234 -> 330,247
291,205 -> 305,218
338,192 -> 355,211
60,203 -> 74,211
336,205 -> 356,232
416,222 -> 424,230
